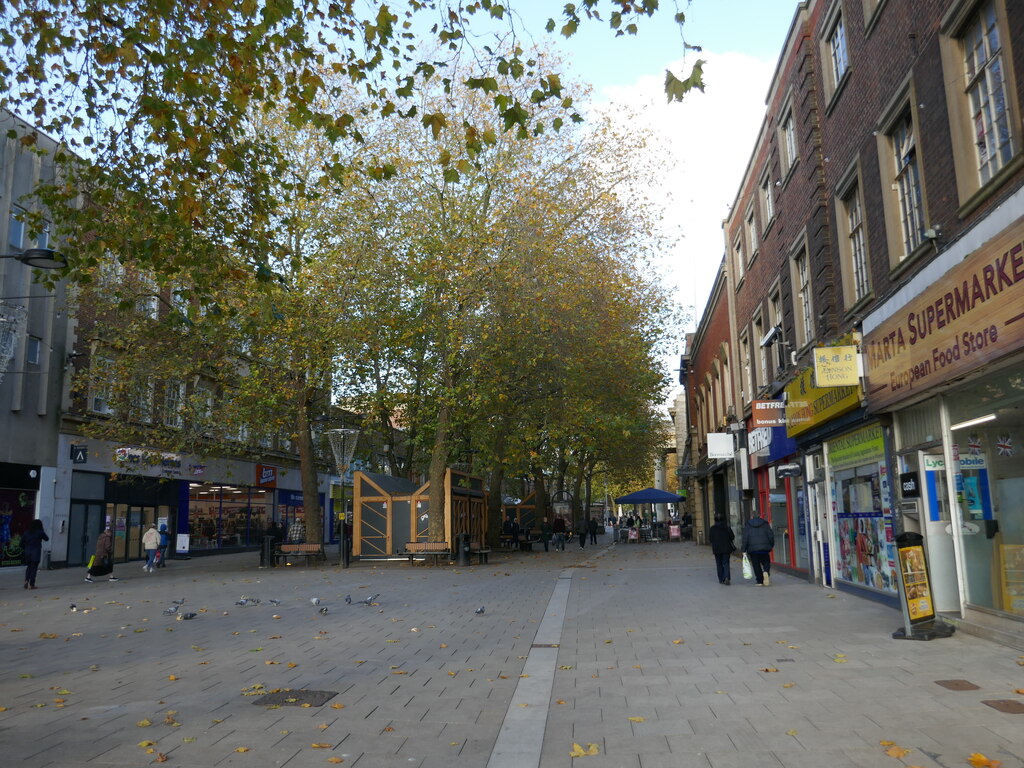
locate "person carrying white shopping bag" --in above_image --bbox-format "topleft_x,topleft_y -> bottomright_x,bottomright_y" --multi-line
742,512 -> 775,586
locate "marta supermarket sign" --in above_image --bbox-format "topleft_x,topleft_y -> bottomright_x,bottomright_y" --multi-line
864,218 -> 1024,411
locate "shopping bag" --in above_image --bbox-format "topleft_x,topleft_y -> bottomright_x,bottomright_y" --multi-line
89,557 -> 113,577
154,548 -> 163,565
742,553 -> 753,580
87,555 -> 95,569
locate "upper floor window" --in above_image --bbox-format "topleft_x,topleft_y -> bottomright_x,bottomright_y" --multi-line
837,179 -> 871,306
829,12 -> 850,86
746,207 -> 759,258
89,357 -> 115,415
733,236 -> 745,283
8,206 -> 25,250
760,173 -> 775,225
780,109 -> 798,175
890,112 -> 926,258
753,314 -> 767,391
164,380 -> 186,429
740,331 -> 753,404
963,1 -> 1013,183
792,247 -> 814,348
26,336 -> 41,365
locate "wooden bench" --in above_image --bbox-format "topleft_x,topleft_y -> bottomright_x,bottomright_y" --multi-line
274,542 -> 326,567
468,541 -> 491,564
402,541 -> 452,565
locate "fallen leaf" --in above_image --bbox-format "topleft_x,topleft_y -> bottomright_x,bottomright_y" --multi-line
138,741 -> 157,747
880,740 -> 895,746
287,662 -> 298,668
786,729 -> 798,736
168,675 -> 178,681
761,667 -> 779,673
265,661 -> 280,665
439,643 -> 448,648
782,683 -> 796,688
39,633 -> 58,639
968,754 -> 1002,768
235,747 -> 250,753
672,639 -> 684,645
885,746 -> 911,758
628,716 -> 645,723
327,759 -> 343,764
155,753 -> 169,762
311,743 -> 332,748
137,719 -> 152,727
1014,689 -> 1024,695
391,670 -> 407,675
382,726 -> 394,732
330,703 -> 345,709
556,700 -> 566,705
183,737 -> 196,743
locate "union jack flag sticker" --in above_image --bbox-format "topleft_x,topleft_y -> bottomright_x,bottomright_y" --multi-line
996,435 -> 1014,457
967,435 -> 983,455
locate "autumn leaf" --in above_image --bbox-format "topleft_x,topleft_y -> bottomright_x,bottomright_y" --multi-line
327,759 -> 343,764
235,747 -> 250,753
138,741 -> 157,747
761,667 -> 779,673
311,743 -> 332,748
287,662 -> 298,668
884,746 -> 911,758
330,703 -> 345,709
782,683 -> 796,688
672,639 -> 684,645
627,716 -> 645,723
786,729 -> 798,736
555,700 -> 566,705
968,754 -> 1002,768
137,719 -> 152,727
880,740 -> 895,746
155,753 -> 169,763
569,742 -> 601,757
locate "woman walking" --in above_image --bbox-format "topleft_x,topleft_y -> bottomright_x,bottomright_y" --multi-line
142,525 -> 160,572
21,519 -> 49,589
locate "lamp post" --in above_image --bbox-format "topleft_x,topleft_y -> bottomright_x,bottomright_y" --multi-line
328,428 -> 359,569
0,248 -> 68,270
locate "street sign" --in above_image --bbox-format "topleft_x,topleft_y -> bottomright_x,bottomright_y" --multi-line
70,444 -> 88,464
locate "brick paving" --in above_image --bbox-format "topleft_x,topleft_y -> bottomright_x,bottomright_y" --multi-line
1,537 -> 1022,768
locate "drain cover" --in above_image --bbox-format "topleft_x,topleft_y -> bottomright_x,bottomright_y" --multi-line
982,699 -> 1024,714
254,689 -> 338,707
934,679 -> 980,691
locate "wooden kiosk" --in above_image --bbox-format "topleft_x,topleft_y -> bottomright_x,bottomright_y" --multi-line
351,469 -> 488,557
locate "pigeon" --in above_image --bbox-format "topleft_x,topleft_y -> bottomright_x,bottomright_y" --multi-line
344,595 -> 352,604
268,599 -> 281,606
177,612 -> 197,621
310,597 -> 321,606
249,598 -> 261,606
235,599 -> 248,606
363,594 -> 379,605
163,606 -> 179,615
69,603 -> 77,612
475,606 -> 485,615
171,599 -> 186,605
318,607 -> 329,615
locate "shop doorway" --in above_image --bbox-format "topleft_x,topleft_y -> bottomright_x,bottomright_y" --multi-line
67,502 -> 104,567
109,503 -> 157,561
920,452 -> 961,612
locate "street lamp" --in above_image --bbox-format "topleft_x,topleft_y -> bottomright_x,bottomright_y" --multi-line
0,248 -> 67,270
328,428 -> 359,569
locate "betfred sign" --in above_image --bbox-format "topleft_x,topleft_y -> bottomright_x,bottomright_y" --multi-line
256,463 -> 278,488
751,399 -> 786,427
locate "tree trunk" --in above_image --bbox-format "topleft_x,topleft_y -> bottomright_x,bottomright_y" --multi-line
532,469 -> 550,525
296,384 -> 323,545
426,400 -> 450,542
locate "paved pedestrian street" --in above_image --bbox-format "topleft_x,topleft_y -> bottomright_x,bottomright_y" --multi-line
2,540 -> 1022,768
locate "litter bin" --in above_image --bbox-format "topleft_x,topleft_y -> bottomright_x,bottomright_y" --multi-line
456,532 -> 470,567
260,536 -> 275,568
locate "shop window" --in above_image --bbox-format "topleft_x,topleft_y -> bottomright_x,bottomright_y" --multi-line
831,462 -> 897,593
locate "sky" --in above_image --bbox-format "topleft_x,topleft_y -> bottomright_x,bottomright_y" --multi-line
506,1 -> 801,363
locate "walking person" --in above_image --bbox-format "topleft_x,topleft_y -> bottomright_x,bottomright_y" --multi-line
742,512 -> 775,586
551,515 -> 566,551
578,516 -> 587,549
708,513 -> 735,585
21,519 -> 49,589
142,525 -> 159,572
540,517 -> 552,552
85,525 -> 118,583
157,524 -> 170,567
587,515 -> 598,545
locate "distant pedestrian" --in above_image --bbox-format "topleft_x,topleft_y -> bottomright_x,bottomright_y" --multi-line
540,518 -> 552,552
587,516 -> 598,545
287,517 -> 305,544
708,513 -> 735,585
742,512 -> 775,586
86,525 -> 118,583
268,520 -> 285,544
21,519 -> 49,589
142,525 -> 159,572
578,517 -> 587,549
157,524 -> 171,567
552,516 -> 566,551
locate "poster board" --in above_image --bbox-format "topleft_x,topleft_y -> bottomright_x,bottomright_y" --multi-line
896,543 -> 935,623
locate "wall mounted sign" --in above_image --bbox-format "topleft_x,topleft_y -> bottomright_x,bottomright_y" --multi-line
864,218 -> 1024,411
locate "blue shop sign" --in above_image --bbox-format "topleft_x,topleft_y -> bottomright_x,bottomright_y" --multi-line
748,425 -> 798,469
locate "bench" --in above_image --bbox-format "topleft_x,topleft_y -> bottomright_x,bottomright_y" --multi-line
275,542 -> 326,567
468,541 -> 491,564
402,541 -> 452,565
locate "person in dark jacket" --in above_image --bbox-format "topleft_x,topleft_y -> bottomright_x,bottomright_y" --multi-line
708,513 -> 735,585
21,519 -> 49,589
578,516 -> 588,548
742,513 -> 775,585
587,516 -> 599,545
86,525 -> 118,583
157,524 -> 171,567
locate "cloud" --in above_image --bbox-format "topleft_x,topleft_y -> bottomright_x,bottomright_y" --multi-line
595,51 -> 776,331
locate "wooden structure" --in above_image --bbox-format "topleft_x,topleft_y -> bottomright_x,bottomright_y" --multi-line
503,490 -> 538,531
352,469 -> 488,557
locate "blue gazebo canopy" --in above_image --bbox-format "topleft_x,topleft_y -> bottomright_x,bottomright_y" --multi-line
614,487 -> 686,504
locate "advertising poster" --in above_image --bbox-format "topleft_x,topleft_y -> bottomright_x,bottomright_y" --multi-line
897,544 -> 935,622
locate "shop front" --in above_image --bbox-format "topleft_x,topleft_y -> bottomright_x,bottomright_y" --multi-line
748,416 -> 805,574
0,462 -> 41,568
864,215 -> 1024,638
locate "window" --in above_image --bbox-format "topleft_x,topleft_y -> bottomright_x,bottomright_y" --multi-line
753,314 -> 767,390
746,208 -> 758,258
963,1 -> 1013,183
26,336 -> 41,365
780,110 -> 798,175
792,247 -> 814,347
940,0 -> 1020,206
8,206 -> 25,249
128,378 -> 155,423
838,180 -> 871,306
760,173 -> 775,224
733,236 -> 745,283
829,12 -> 850,87
740,332 -> 753,404
768,290 -> 785,378
164,380 -> 186,429
135,273 -> 159,319
886,110 -> 926,259
89,357 -> 114,415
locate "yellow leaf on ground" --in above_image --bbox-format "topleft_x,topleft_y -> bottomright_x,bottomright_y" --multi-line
761,667 -> 779,673
585,744 -> 600,755
311,743 -> 332,748
235,747 -> 249,753
569,743 -> 587,758
168,675 -> 178,681
880,740 -> 895,746
287,662 -> 298,668
885,746 -> 911,758
556,700 -> 566,705
137,719 -> 152,727
138,741 -> 156,747
968,754 -> 1002,768
327,759 -> 344,764
331,703 -> 345,709
155,753 -> 169,763
786,729 -> 798,736
628,716 -> 645,723
672,639 -> 684,645
782,683 -> 796,688
1014,689 -> 1024,694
